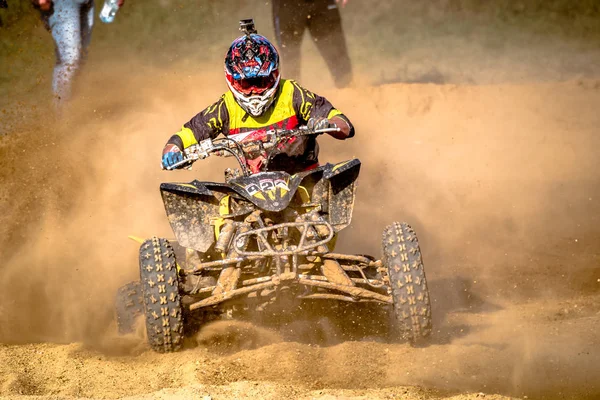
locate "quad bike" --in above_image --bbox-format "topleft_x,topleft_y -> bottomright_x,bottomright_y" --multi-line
115,126 -> 432,352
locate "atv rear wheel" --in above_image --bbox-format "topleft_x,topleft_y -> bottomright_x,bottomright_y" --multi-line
382,222 -> 432,342
139,237 -> 184,352
115,281 -> 143,334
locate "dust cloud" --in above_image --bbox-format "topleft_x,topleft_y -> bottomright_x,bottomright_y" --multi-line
0,63 -> 228,344
1,1 -> 599,399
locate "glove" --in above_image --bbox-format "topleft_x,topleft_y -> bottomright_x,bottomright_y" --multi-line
162,145 -> 184,169
307,117 -> 337,132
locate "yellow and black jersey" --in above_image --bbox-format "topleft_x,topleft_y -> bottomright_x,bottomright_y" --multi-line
167,79 -> 354,173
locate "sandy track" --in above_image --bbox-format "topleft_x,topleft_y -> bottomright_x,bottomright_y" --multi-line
0,291 -> 598,399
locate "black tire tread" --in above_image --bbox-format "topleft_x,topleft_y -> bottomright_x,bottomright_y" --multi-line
382,222 -> 432,341
139,237 -> 184,352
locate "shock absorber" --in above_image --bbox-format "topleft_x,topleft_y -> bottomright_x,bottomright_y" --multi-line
215,220 -> 235,253
228,223 -> 252,259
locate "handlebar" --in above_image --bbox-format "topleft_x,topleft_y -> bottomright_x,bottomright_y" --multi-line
164,126 -> 341,173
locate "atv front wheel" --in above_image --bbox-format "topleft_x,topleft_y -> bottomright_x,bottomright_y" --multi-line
139,237 -> 184,352
382,222 -> 432,342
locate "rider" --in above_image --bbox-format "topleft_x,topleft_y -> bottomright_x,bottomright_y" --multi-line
161,21 -> 354,174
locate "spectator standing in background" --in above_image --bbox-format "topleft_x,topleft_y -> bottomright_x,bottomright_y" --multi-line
272,0 -> 352,88
31,0 -> 125,108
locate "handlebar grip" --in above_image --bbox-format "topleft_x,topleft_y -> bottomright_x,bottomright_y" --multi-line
313,127 -> 342,135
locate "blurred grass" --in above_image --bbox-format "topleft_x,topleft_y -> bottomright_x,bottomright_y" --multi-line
343,1 -> 600,84
1,0 -> 599,121
0,1 -> 263,115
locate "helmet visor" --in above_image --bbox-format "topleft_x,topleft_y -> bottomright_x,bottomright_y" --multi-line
231,74 -> 277,96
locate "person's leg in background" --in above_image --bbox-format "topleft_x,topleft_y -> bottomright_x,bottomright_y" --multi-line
307,0 -> 352,88
272,0 -> 308,80
0,0 -> 7,28
80,0 -> 94,62
48,0 -> 94,107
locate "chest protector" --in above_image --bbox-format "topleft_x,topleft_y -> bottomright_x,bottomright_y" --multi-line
223,79 -> 300,135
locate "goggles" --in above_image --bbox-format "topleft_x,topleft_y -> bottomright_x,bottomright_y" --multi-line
230,73 -> 278,96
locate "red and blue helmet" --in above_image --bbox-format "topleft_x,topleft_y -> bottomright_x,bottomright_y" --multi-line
225,34 -> 280,116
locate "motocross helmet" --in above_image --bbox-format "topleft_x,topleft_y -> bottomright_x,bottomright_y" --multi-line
225,33 -> 280,117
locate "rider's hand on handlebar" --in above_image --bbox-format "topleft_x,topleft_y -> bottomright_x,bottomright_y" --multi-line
162,144 -> 184,169
307,117 -> 337,133
35,0 -> 52,11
